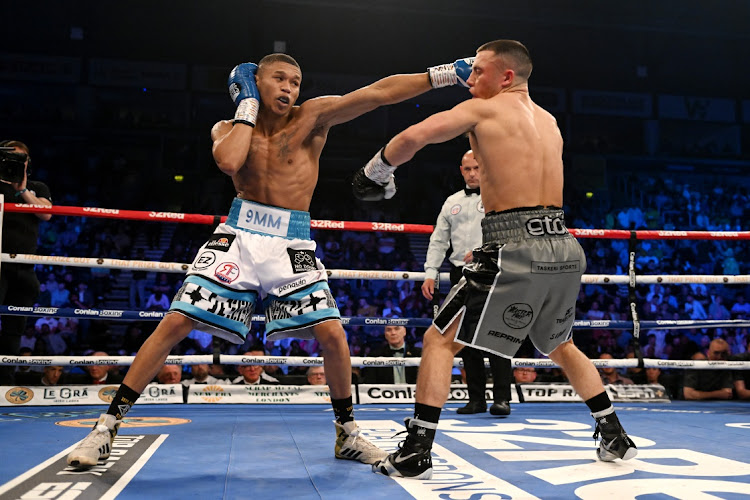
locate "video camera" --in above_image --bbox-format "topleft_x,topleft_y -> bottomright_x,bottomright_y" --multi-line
0,147 -> 27,184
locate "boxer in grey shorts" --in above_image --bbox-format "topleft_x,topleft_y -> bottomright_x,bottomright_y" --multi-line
434,206 -> 586,357
363,41 -> 636,480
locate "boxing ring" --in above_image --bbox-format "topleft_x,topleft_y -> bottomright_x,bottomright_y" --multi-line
1,202 -> 750,499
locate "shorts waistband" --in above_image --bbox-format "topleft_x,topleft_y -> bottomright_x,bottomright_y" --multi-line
226,198 -> 311,240
482,206 -> 568,243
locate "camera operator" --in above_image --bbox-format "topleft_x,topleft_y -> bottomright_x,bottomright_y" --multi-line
0,140 -> 52,384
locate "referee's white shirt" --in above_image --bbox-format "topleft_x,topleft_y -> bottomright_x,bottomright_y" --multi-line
424,189 -> 484,280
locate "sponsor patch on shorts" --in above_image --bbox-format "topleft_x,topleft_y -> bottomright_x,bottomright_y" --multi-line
193,251 -> 216,270
214,262 -> 241,283
502,303 -> 534,329
206,233 -> 236,252
531,260 -> 580,274
287,249 -> 318,273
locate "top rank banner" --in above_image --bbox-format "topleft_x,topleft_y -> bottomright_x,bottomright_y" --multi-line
518,383 -> 670,403
1,383 -> 182,406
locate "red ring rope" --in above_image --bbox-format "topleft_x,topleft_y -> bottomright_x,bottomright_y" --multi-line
3,203 -> 750,239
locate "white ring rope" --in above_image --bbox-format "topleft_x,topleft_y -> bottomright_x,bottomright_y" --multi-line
1,354 -> 748,370
4,252 -> 750,284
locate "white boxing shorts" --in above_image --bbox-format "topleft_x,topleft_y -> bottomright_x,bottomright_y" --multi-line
169,198 -> 340,344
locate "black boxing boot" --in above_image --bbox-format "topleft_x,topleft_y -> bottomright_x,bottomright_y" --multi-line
593,411 -> 637,461
372,417 -> 435,480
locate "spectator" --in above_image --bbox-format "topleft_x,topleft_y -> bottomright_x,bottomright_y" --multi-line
585,301 -> 606,321
285,340 -> 309,375
13,346 -> 35,382
145,288 -> 170,311
362,326 -> 421,385
356,297 -> 378,318
156,364 -> 182,384
120,324 -> 148,356
70,282 -> 95,309
624,352 -> 647,384
209,364 -> 229,381
382,299 -> 402,318
35,316 -> 59,335
721,248 -> 740,275
50,282 -> 71,307
599,353 -> 634,385
306,366 -> 327,386
39,323 -> 67,355
683,339 -> 733,400
16,365 -> 67,386
19,325 -> 38,352
731,295 -> 750,320
642,333 -> 658,359
182,364 -> 223,386
233,350 -> 280,385
72,351 -> 123,385
645,367 -> 679,399
684,295 -> 707,320
36,283 -> 52,307
512,367 -> 538,384
44,273 -> 59,292
708,295 -> 731,320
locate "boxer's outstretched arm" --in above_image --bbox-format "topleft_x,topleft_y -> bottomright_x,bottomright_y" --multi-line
309,73 -> 431,128
312,56 -> 475,127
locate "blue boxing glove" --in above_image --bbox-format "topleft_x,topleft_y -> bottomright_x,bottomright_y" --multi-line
228,63 -> 260,127
427,57 -> 475,88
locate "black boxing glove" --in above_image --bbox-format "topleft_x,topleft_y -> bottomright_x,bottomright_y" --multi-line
352,148 -> 397,201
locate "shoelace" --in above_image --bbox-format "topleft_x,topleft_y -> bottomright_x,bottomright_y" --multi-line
346,426 -> 385,455
347,426 -> 361,444
80,425 -> 110,446
593,422 -> 625,446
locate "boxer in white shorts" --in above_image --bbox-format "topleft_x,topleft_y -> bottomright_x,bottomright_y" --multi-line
171,198 -> 340,344
66,51 -> 464,470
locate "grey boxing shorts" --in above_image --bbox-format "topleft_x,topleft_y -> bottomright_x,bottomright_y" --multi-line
433,206 -> 586,357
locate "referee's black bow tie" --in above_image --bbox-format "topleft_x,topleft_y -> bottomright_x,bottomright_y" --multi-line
464,187 -> 480,196
391,347 -> 405,354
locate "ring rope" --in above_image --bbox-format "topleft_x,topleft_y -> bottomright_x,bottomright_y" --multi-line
1,354 -> 748,370
5,203 -> 750,239
4,253 -> 749,285
2,306 -> 749,331
2,204 -> 434,234
0,253 -> 451,282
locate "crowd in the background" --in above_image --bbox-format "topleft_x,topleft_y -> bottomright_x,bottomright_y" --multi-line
2,167 -> 749,398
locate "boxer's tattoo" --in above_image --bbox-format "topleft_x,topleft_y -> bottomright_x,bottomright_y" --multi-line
248,139 -> 262,159
277,131 -> 293,160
